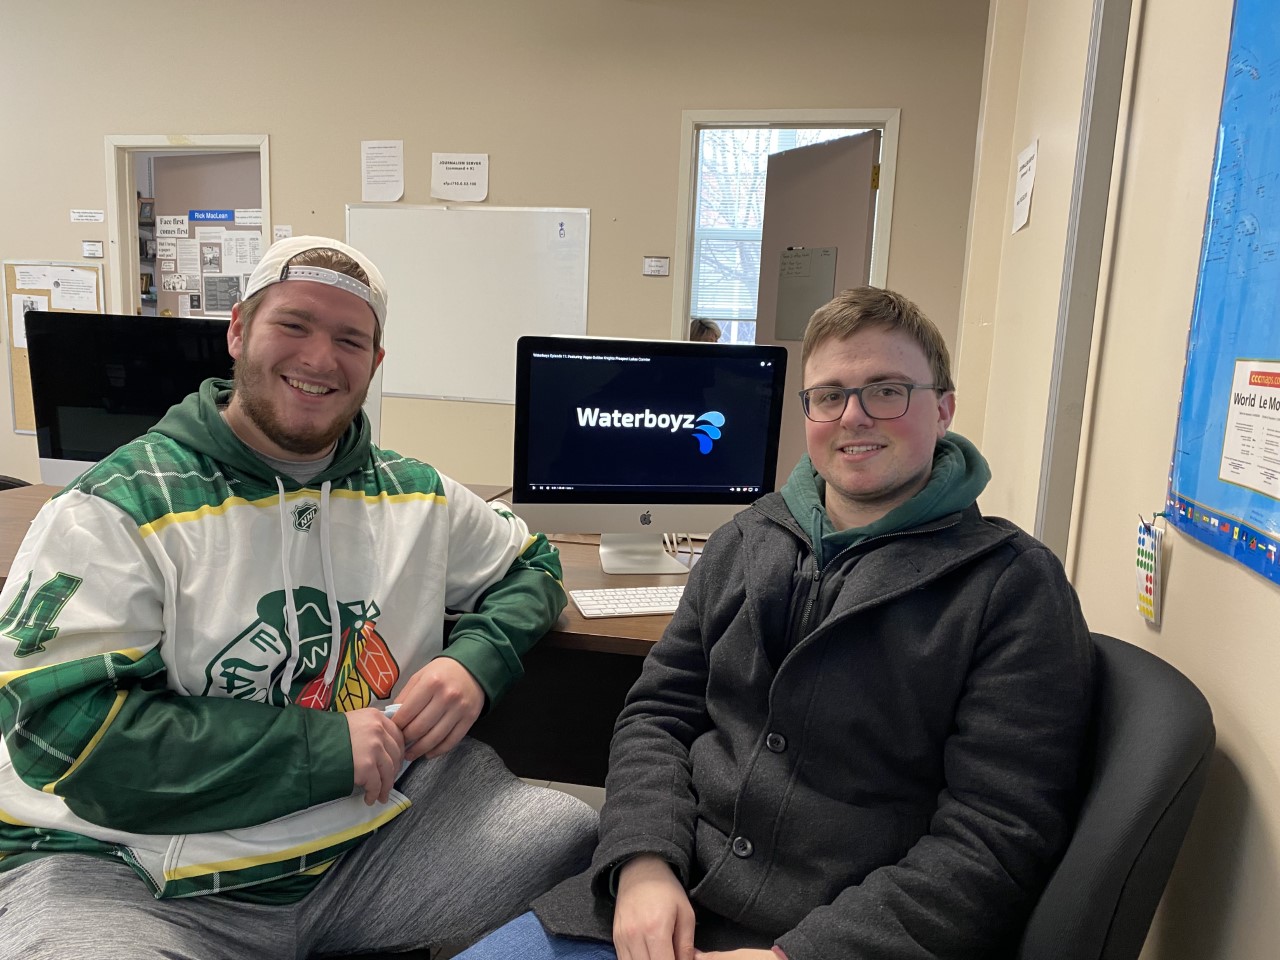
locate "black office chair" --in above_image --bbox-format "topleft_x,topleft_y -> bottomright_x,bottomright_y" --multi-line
1014,633 -> 1215,960
0,475 -> 31,491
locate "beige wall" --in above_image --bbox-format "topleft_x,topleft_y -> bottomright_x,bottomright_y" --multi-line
1074,0 -> 1280,956
953,0 -> 1095,527
952,0 -> 1030,448
0,0 -> 988,484
961,0 -> 1280,957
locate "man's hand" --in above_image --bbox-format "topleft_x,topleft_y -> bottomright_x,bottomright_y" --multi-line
390,657 -> 485,761
344,708 -> 406,805
613,854 -> 696,960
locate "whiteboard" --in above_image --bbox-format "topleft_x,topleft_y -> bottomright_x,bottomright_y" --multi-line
347,204 -> 589,403
774,246 -> 838,341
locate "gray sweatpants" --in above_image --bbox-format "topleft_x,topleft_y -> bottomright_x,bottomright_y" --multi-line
0,739 -> 598,959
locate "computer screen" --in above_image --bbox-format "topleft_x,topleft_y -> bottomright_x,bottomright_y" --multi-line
513,335 -> 789,573
25,311 -> 233,485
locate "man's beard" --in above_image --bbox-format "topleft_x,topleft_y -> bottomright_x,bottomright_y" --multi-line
231,354 -> 368,456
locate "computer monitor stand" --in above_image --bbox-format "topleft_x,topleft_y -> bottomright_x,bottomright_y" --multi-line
598,533 -> 691,575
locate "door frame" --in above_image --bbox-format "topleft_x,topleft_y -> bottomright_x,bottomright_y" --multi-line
104,134 -> 271,314
670,108 -> 900,340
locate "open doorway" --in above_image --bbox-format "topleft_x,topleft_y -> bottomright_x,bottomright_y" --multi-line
140,152 -> 262,318
104,135 -> 271,316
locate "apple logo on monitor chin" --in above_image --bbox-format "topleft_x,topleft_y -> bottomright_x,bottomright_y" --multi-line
640,510 -> 652,526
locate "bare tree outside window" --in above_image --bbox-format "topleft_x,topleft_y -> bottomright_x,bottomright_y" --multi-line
690,128 -> 869,343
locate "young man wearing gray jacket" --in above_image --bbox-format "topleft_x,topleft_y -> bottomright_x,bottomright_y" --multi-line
458,286 -> 1095,960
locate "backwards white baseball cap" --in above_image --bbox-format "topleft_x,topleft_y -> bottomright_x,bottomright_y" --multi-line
241,235 -> 388,332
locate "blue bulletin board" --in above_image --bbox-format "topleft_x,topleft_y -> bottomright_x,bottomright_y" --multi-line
1168,0 -> 1280,582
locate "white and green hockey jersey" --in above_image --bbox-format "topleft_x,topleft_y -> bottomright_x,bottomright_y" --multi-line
0,380 -> 565,901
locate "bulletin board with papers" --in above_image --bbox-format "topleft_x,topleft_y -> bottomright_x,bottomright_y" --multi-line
4,260 -> 105,433
1167,0 -> 1280,583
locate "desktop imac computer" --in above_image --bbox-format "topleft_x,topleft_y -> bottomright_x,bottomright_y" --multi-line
512,335 -> 789,574
25,311 -> 234,485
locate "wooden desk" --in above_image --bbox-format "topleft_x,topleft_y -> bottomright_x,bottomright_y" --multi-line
542,539 -> 678,656
470,537 -> 683,786
1,485 -> 666,786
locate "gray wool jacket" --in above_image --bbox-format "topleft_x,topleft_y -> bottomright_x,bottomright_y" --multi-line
532,447 -> 1095,960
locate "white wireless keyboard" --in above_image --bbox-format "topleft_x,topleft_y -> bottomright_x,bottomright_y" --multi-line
570,585 -> 686,618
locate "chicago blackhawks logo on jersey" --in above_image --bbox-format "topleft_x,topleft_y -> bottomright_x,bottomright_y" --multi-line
202,586 -> 400,711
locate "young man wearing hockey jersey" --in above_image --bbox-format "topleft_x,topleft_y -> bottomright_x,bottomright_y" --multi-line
0,236 -> 596,959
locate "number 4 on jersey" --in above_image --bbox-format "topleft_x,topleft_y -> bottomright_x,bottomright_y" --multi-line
0,572 -> 83,658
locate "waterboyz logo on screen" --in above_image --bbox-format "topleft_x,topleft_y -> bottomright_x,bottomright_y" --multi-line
574,407 -> 727,454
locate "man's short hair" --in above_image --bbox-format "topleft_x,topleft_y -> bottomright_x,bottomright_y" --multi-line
238,247 -> 382,354
800,286 -> 954,392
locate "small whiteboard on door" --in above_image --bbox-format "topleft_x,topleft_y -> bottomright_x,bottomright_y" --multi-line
775,246 -> 837,341
347,204 -> 589,403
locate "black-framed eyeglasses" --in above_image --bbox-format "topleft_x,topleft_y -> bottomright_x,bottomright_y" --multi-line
798,382 -> 939,422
